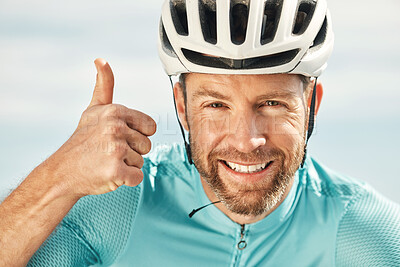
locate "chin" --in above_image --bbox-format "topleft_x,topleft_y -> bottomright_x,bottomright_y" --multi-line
213,172 -> 288,217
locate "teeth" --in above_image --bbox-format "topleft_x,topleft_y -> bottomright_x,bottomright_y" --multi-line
256,163 -> 265,170
225,161 -> 268,173
240,165 -> 248,173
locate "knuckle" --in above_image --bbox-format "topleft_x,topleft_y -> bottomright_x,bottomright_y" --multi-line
104,120 -> 125,136
129,113 -> 157,136
104,140 -> 126,160
114,141 -> 129,158
142,117 -> 157,136
126,169 -> 144,187
103,104 -> 125,119
114,104 -> 127,114
103,104 -> 118,117
125,152 -> 144,168
136,169 -> 144,181
137,155 -> 144,168
131,137 -> 151,155
142,138 -> 152,154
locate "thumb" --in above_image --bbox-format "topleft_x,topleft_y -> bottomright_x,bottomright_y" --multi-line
89,58 -> 114,107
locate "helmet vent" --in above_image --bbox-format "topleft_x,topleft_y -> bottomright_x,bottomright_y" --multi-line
310,16 -> 327,49
292,1 -> 316,35
230,2 -> 249,45
261,0 -> 283,45
182,48 -> 299,69
160,20 -> 178,58
199,0 -> 217,44
170,0 -> 189,36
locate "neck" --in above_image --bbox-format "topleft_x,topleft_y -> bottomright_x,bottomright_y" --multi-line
200,177 -> 295,225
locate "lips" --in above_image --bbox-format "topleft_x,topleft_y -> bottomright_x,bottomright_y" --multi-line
223,160 -> 272,174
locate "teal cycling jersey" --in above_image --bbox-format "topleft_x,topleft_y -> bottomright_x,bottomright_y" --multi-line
28,144 -> 400,266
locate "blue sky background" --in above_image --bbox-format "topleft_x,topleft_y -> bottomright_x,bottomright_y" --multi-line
0,0 -> 399,203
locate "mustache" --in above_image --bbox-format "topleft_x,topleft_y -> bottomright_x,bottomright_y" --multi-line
208,146 -> 285,163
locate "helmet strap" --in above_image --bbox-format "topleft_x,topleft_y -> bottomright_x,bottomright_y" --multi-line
301,77 -> 318,168
169,76 -> 193,165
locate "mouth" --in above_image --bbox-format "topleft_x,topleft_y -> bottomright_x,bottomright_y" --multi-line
222,160 -> 272,174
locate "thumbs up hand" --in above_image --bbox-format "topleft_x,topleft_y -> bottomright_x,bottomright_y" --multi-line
51,58 -> 156,197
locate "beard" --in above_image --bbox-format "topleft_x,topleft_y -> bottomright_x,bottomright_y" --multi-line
190,137 -> 304,217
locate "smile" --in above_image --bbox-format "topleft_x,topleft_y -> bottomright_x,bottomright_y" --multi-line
223,161 -> 272,174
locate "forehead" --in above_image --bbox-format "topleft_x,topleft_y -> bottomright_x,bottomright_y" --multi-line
184,73 -> 304,96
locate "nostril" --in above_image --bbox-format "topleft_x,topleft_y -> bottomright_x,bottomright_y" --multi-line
230,136 -> 267,154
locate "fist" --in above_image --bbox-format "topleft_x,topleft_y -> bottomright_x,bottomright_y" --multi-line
52,59 -> 156,197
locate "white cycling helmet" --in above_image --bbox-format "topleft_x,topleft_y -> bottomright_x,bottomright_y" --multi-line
158,0 -> 334,77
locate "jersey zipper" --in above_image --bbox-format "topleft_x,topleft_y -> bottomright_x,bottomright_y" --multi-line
232,224 -> 248,267
237,224 -> 247,250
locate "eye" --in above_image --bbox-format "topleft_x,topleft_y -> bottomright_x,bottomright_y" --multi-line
208,103 -> 224,108
265,100 -> 280,106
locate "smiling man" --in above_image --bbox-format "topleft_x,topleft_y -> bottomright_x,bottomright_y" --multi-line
0,0 -> 399,266
179,73 -> 311,224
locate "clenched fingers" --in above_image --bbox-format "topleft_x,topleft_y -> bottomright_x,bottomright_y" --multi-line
118,165 -> 144,187
123,109 -> 156,137
125,130 -> 152,155
124,149 -> 144,168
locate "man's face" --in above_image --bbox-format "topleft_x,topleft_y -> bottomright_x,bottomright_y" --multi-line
177,73 -> 311,216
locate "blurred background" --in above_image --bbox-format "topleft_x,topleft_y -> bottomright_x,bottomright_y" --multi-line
0,0 -> 399,203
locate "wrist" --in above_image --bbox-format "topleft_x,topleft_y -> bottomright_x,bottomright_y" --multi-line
34,156 -> 83,204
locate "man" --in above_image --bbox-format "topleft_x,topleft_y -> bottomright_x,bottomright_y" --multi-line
0,0 -> 399,266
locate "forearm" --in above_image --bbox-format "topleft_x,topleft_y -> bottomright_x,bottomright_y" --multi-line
0,159 -> 80,267
0,59 -> 153,266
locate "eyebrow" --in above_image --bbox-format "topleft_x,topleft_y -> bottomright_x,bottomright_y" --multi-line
192,87 -> 299,101
192,87 -> 233,101
255,91 -> 299,101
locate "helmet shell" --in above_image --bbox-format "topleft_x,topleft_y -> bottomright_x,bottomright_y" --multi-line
158,0 -> 334,77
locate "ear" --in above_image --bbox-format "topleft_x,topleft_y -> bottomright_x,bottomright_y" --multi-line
308,81 -> 324,115
173,82 -> 189,131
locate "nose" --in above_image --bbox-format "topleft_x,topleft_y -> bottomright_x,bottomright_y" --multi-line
226,111 -> 266,154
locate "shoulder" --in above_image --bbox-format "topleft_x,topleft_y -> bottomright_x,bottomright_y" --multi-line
144,143 -> 190,167
302,157 -> 400,264
61,185 -> 142,265
142,143 -> 193,179
335,185 -> 400,265
300,157 -> 368,216
302,157 -> 366,200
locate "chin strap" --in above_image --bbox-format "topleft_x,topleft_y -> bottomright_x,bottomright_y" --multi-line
169,76 -> 193,165
301,77 -> 318,168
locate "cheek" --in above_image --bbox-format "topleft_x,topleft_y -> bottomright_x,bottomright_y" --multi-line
190,114 -> 228,154
266,116 -> 304,136
260,113 -> 306,153
268,124 -> 302,153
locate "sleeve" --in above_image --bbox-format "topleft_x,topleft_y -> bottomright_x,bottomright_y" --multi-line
27,220 -> 100,266
335,185 -> 400,266
27,183 -> 143,266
